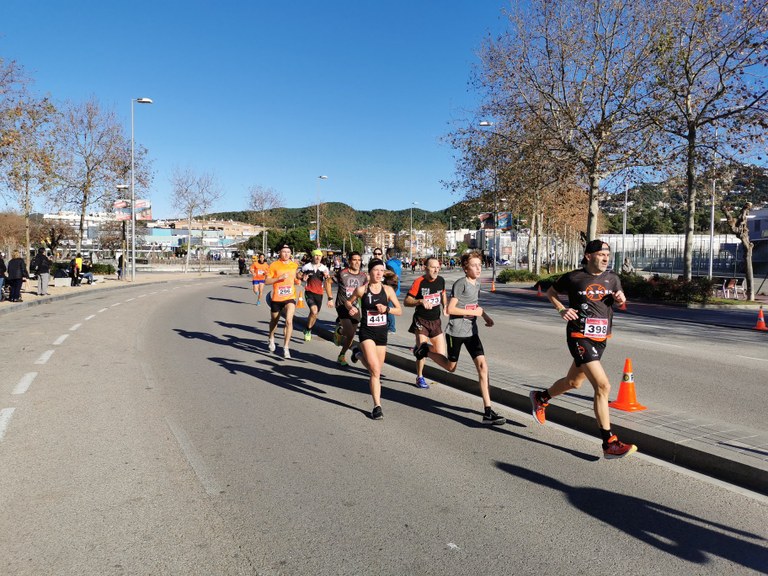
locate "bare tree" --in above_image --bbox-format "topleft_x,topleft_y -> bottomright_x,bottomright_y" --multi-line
644,0 -> 768,279
51,97 -> 152,252
0,58 -> 26,158
247,184 -> 283,254
722,201 -> 755,300
171,167 -> 222,272
475,0 -> 657,240
1,96 -> 57,260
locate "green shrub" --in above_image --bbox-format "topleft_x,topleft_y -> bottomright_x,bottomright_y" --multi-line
620,273 -> 716,304
496,268 -> 540,283
92,263 -> 115,275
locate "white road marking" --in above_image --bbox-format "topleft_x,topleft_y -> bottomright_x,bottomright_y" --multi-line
635,338 -> 682,348
166,418 -> 222,496
736,355 -> 768,362
98,307 -> 108,313
34,350 -> 55,365
0,408 -> 16,441
126,297 -> 135,302
138,294 -> 147,298
53,334 -> 69,345
111,302 -> 121,307
85,315 -> 95,321
70,323 -> 82,331
12,373 -> 37,395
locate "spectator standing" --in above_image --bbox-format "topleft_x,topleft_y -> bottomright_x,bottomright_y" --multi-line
117,254 -> 125,280
0,252 -> 6,301
384,247 -> 402,334
7,250 -> 29,302
32,248 -> 52,296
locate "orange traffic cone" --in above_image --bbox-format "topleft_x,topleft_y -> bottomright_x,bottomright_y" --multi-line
296,290 -> 306,309
491,279 -> 496,293
609,358 -> 647,412
754,306 -> 768,331
536,283 -> 543,297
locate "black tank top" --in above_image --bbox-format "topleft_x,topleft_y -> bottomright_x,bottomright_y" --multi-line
361,284 -> 389,331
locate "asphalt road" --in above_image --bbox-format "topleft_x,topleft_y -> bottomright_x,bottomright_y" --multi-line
1,278 -> 766,575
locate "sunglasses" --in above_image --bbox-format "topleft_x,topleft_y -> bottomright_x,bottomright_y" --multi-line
373,252 -> 382,256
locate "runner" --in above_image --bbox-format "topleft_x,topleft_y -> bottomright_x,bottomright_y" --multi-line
299,249 -> 333,341
249,253 -> 269,305
529,239 -> 637,459
332,251 -> 368,367
346,258 -> 402,420
264,244 -> 300,359
414,251 -> 506,425
404,256 -> 447,389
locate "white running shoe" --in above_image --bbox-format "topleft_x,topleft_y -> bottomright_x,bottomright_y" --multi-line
268,339 -> 276,352
283,348 -> 291,359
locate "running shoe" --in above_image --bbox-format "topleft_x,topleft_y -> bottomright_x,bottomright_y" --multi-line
413,342 -> 430,360
268,339 -> 276,352
415,376 -> 429,389
603,435 -> 637,459
530,391 -> 548,425
255,299 -> 260,306
371,405 -> 383,420
283,348 -> 292,359
350,347 -> 361,364
482,409 -> 506,426
303,329 -> 312,342
337,353 -> 348,368
333,323 -> 343,346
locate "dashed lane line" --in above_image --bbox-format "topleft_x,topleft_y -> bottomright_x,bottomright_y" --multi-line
85,315 -> 95,321
34,350 -> 55,365
70,323 -> 82,331
12,373 -> 37,395
53,334 -> 69,346
0,408 -> 15,441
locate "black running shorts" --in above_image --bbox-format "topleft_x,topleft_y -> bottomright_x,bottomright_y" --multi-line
567,336 -> 606,366
445,333 -> 485,362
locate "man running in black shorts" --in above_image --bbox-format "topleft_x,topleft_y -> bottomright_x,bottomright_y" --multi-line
332,251 -> 368,367
529,239 -> 637,459
404,256 -> 447,389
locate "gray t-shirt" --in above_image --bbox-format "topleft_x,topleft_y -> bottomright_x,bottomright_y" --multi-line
445,276 -> 480,337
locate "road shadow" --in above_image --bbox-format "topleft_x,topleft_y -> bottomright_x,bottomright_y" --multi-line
496,462 -> 767,570
174,325 -> 599,462
207,296 -> 250,305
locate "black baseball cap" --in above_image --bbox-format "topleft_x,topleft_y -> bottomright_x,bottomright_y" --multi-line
584,240 -> 610,254
277,244 -> 291,251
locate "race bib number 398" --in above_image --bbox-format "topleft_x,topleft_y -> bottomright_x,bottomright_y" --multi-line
584,317 -> 608,337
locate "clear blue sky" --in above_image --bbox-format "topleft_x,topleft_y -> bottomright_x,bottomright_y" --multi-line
2,1 -> 509,219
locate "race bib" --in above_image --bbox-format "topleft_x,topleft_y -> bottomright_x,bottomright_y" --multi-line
367,311 -> 387,326
584,317 -> 608,337
256,269 -> 266,277
277,285 -> 293,297
423,293 -> 441,307
345,286 -> 355,297
465,303 -> 478,311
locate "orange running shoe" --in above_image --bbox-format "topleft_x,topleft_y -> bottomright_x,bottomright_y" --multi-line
603,435 -> 638,459
530,391 -> 548,425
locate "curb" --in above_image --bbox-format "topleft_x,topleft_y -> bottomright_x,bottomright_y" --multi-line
299,316 -> 768,497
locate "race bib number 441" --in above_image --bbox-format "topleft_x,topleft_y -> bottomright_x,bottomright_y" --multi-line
584,317 -> 608,337
367,311 -> 387,326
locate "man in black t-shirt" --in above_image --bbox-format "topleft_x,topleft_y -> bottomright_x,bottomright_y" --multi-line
404,257 -> 447,389
529,240 -> 637,459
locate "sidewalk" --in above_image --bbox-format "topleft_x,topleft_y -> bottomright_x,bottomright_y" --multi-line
5,271 -> 767,496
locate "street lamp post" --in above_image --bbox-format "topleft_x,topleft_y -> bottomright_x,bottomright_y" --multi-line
479,120 -> 501,291
316,175 -> 328,248
449,216 -> 455,251
410,201 -> 418,262
130,97 -> 152,281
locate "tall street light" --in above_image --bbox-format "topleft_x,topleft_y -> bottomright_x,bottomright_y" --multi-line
130,97 -> 153,281
316,175 -> 328,248
410,201 -> 418,262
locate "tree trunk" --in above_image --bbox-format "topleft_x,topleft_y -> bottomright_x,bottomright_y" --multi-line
587,171 -> 600,241
185,211 -> 193,273
682,127 -> 697,281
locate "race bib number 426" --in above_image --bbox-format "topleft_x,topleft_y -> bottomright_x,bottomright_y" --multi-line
584,317 -> 608,337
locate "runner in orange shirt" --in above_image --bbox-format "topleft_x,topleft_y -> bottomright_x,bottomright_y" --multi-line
249,253 -> 270,305
264,244 -> 300,359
